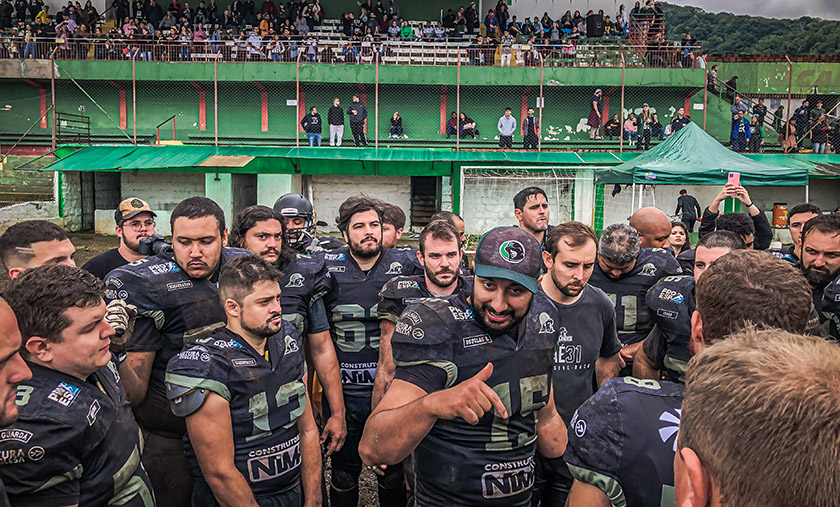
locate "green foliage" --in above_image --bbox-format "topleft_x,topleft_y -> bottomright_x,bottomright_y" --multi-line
661,2 -> 840,54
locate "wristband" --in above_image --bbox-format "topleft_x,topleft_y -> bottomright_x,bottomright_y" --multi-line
744,202 -> 753,207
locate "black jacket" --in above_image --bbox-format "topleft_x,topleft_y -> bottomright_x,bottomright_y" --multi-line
347,101 -> 367,124
675,194 -> 701,219
328,105 -> 344,126
698,206 -> 772,251
301,113 -> 322,133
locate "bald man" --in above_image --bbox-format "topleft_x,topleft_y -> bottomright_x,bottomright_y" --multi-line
0,299 -> 31,427
629,207 -> 672,249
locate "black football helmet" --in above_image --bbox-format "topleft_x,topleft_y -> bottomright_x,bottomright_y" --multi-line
273,193 -> 316,249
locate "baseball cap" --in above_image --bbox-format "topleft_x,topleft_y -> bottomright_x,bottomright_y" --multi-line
115,197 -> 156,225
473,226 -> 542,293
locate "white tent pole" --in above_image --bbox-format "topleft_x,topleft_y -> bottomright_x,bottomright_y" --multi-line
806,182 -> 809,203
638,184 -> 644,210
631,183 -> 636,216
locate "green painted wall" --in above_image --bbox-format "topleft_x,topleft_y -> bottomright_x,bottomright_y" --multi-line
713,61 -> 840,96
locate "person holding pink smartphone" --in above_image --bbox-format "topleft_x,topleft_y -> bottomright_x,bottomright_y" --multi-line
696,173 -> 773,251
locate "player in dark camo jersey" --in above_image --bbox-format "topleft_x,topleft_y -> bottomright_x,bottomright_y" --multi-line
566,251 -> 812,507
321,196 -> 422,507
588,224 -> 682,370
373,219 -> 472,410
165,256 -> 321,507
634,231 -> 746,383
229,205 -> 346,456
360,227 -> 567,507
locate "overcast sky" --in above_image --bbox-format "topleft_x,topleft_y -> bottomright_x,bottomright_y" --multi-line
662,0 -> 840,21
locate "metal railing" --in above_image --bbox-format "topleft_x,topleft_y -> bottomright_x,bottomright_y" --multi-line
0,35 -> 699,68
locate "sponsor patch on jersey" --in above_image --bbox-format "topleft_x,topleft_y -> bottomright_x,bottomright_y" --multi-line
639,262 -> 658,276
481,457 -> 535,500
232,358 -> 258,367
247,434 -> 302,483
402,297 -> 425,306
87,400 -> 101,426
411,328 -> 425,340
284,335 -> 299,355
656,308 -> 679,320
499,240 -> 526,264
448,306 -> 475,321
574,418 -> 587,438
105,277 -> 123,288
402,310 -> 422,325
48,381 -> 80,407
340,362 -> 377,385
835,293 -> 840,302
463,334 -> 492,347
659,408 -> 682,451
178,348 -> 211,362
213,339 -> 243,349
148,262 -> 180,275
167,280 -> 194,292
394,321 -> 413,336
27,446 -> 44,461
324,253 -> 345,261
0,429 -> 32,444
556,327 -> 572,343
105,289 -> 119,300
285,273 -> 305,288
385,262 -> 403,275
118,290 -> 129,299
538,312 -> 555,334
328,266 -> 345,273
658,288 -> 684,303
397,280 -> 420,290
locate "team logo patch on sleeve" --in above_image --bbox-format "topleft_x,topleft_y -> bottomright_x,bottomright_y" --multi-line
285,273 -> 305,288
538,312 -> 556,334
500,240 -> 525,264
385,262 -> 403,275
48,381 -> 80,407
87,400 -> 101,426
284,335 -> 300,355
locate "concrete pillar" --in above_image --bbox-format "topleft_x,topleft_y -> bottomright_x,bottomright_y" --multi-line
257,174 -> 302,207
61,171 -> 83,232
205,173 -> 234,230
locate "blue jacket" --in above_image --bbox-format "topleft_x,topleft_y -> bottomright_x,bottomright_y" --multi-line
731,117 -> 751,139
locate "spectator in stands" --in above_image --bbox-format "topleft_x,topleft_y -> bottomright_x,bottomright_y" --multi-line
301,106 -> 322,146
305,35 -> 317,62
465,1 -> 477,34
433,21 -> 445,41
604,114 -> 621,140
421,21 -> 434,40
386,19 -> 399,38
671,107 -> 691,134
624,113 -> 638,147
508,15 -> 520,37
731,95 -> 747,115
459,112 -> 477,139
328,98 -> 344,146
387,0 -> 398,20
246,27 -> 262,60
500,29 -> 514,66
831,117 -> 840,154
390,111 -> 403,138
616,4 -> 628,33
749,115 -> 763,153
810,100 -> 826,124
399,19 -> 411,38
496,1 -> 509,32
723,75 -> 738,103
588,88 -> 603,140
707,64 -> 718,93
752,98 -> 767,127
268,35 -> 284,61
484,9 -> 498,39
812,115 -> 831,154
773,104 -> 785,131
730,110 -> 750,152
497,107 -> 516,149
794,100 -> 809,147
348,94 -> 368,146
639,103 -> 653,150
522,107 -> 539,150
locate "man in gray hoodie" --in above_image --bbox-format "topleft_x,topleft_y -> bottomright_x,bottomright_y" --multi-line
348,95 -> 369,147
498,107 -> 516,149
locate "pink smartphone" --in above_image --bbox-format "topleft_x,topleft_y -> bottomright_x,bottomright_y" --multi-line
728,172 -> 741,187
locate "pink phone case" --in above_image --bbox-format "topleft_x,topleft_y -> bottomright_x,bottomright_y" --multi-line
728,172 -> 741,187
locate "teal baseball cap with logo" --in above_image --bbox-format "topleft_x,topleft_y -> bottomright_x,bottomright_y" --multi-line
473,226 -> 541,293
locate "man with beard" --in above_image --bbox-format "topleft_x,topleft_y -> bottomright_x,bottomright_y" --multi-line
588,224 -> 681,368
800,214 -> 840,341
165,256 -> 322,506
566,251 -> 812,507
429,210 -> 472,275
634,231 -> 746,384
514,187 -> 552,248
104,197 -> 251,507
373,219 -> 471,409
83,197 -> 157,279
321,196 -> 422,507
532,222 -> 622,507
359,227 -> 567,506
770,203 -> 821,267
273,193 -> 344,253
229,205 -> 346,456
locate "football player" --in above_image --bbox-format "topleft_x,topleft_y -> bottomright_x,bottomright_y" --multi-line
165,255 -> 321,506
273,193 -> 344,253
321,196 -> 422,507
379,202 -> 407,250
514,187 -> 552,248
104,197 -> 250,507
532,222 -> 623,506
629,207 -> 672,249
676,329 -> 840,507
229,205 -> 346,454
588,224 -> 682,367
770,203 -> 820,266
566,251 -> 812,507
373,219 -> 471,409
634,231 -> 746,383
0,220 -> 75,279
1,266 -> 153,506
360,227 -> 567,507
429,210 -> 472,275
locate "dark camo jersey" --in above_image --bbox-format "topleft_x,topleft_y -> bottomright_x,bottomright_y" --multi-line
277,253 -> 332,337
565,377 -> 685,507
322,246 -> 422,395
644,274 -> 696,383
820,275 -> 840,342
0,358 -> 153,507
104,248 -> 251,436
165,324 -> 307,499
589,248 -> 682,346
392,291 -> 560,506
378,274 -> 473,324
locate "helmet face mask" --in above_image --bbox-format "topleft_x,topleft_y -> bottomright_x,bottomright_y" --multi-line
274,193 -> 316,249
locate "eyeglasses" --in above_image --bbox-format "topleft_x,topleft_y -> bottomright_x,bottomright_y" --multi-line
125,219 -> 155,231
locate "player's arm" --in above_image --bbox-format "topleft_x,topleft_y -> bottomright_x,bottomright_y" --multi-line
297,376 -> 323,507
595,353 -> 622,387
185,392 -> 259,507
120,348 -> 155,406
371,319 -> 396,410
535,386 -> 567,459
565,480 -> 612,507
360,363 -> 506,466
305,321 -> 346,456
632,347 -> 660,380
